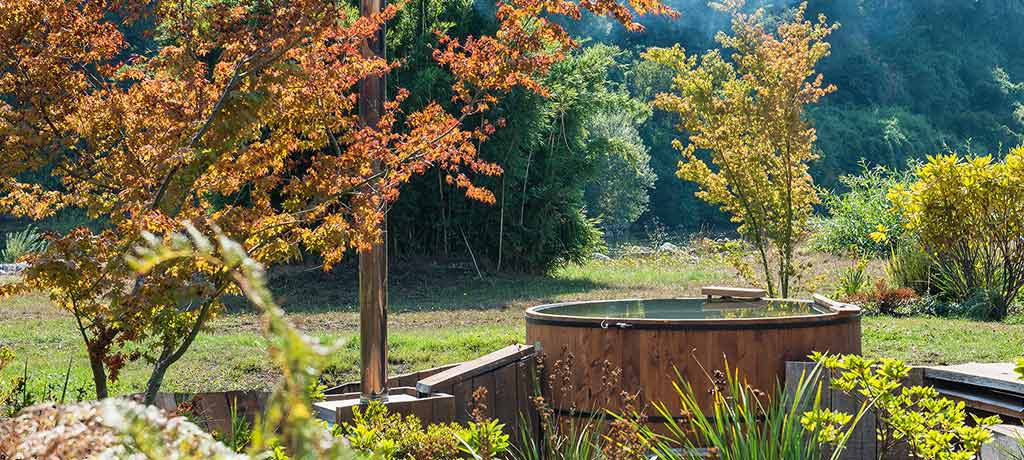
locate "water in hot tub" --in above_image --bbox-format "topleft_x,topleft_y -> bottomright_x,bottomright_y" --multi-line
542,298 -> 827,320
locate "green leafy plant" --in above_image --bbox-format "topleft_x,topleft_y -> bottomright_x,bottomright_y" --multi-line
835,259 -> 870,299
220,401 -> 254,453
510,413 -> 605,460
128,224 -> 360,460
886,240 -> 934,295
806,353 -> 999,460
1,225 -> 46,263
458,418 -> 511,460
639,360 -> 829,460
813,163 -> 913,255
338,401 -> 462,460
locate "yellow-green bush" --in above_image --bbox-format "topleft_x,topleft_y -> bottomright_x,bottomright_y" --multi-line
806,354 -> 999,459
890,147 -> 1024,320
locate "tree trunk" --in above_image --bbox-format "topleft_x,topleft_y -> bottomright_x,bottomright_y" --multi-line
144,355 -> 171,406
89,356 -> 109,399
142,299 -> 215,404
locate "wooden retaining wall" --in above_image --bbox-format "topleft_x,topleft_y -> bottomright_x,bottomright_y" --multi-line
323,344 -> 540,436
148,390 -> 270,438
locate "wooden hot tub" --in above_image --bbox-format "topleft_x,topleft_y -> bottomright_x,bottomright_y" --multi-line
525,287 -> 861,423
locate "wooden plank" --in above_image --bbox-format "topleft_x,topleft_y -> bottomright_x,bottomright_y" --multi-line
417,345 -> 534,395
315,388 -> 455,426
813,294 -> 861,315
784,361 -> 830,413
515,357 -> 539,444
937,388 -> 1024,418
470,371 -> 498,420
492,363 -> 518,431
981,425 -> 1024,460
701,286 -> 766,299
923,363 -> 1024,396
453,379 -> 471,423
786,362 -> 876,460
831,386 -> 876,460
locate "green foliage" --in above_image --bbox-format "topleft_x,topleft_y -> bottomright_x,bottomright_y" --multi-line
218,402 -> 254,453
339,401 -> 462,460
457,418 -> 511,460
891,149 -> 1024,320
640,361 -> 828,460
510,415 -> 606,460
584,2 -> 1024,232
886,241 -> 934,295
389,43 -> 651,273
1,225 -> 46,263
584,104 -> 657,238
0,353 -> 86,417
834,259 -> 870,299
807,353 -> 1000,460
812,164 -> 912,255
809,107 -> 947,188
128,224 -> 360,460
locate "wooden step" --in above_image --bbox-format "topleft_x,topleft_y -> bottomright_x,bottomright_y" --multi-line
922,362 -> 1024,418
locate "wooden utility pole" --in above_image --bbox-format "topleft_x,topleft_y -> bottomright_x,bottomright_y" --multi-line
359,0 -> 388,403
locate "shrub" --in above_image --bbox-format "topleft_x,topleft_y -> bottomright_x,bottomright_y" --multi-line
891,149 -> 1024,320
2,226 -> 364,460
805,353 -> 999,459
338,401 -> 463,460
850,279 -> 920,316
457,417 -> 511,460
1,226 -> 46,263
834,259 -> 870,299
812,163 -> 913,255
885,240 -> 934,295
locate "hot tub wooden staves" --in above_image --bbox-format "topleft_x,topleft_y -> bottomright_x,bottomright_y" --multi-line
524,294 -> 861,425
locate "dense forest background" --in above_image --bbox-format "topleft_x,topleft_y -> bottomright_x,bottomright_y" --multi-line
5,0 -> 1024,273
389,0 -> 1024,271
573,0 -> 1024,231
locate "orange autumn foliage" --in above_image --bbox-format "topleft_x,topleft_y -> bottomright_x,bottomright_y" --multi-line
0,0 -> 672,399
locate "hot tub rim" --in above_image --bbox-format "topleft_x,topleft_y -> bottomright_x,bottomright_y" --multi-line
525,297 -> 862,331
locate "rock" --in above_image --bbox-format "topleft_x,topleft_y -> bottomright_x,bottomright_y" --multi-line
657,242 -> 680,253
592,252 -> 612,261
0,263 -> 27,276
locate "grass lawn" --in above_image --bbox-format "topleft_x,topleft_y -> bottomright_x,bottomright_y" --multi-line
2,251 -> 1022,397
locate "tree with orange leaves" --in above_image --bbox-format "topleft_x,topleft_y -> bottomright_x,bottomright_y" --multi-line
0,0 -> 673,402
645,1 -> 837,297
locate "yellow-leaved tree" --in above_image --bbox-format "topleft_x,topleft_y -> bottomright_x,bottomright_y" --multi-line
644,0 -> 837,297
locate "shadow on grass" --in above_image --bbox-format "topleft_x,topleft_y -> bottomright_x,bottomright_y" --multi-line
223,258 -> 609,314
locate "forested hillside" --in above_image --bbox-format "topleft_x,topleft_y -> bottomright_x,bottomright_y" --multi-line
570,0 -> 1024,230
